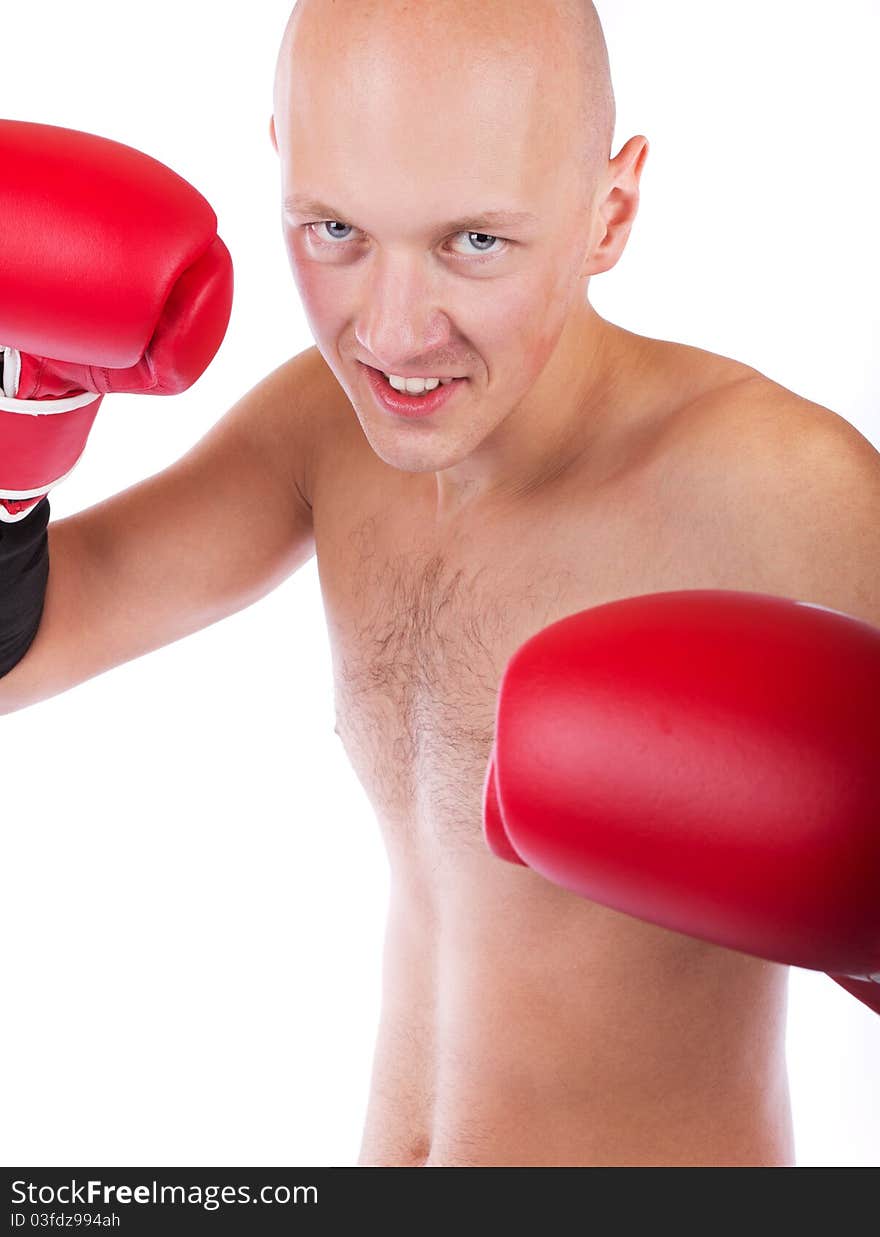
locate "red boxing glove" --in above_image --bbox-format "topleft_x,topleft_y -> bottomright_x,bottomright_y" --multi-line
0,119 -> 234,522
483,590 -> 880,1017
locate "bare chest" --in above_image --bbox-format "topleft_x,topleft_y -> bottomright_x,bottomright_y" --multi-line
312,458 -> 719,868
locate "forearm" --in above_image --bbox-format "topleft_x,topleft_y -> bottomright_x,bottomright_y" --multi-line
0,118 -> 234,714
0,497 -> 50,682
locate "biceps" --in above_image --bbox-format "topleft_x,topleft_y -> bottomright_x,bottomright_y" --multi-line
73,424 -> 314,667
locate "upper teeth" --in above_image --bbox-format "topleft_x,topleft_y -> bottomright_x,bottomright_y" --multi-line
383,373 -> 456,393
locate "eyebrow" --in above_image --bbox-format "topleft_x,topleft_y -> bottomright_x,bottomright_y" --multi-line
282,193 -> 539,233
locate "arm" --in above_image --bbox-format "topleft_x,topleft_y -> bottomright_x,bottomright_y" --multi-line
0,117 -> 237,707
0,348 -> 320,715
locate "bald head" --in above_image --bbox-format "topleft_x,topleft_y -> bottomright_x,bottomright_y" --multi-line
273,0 -> 616,203
269,0 -> 647,497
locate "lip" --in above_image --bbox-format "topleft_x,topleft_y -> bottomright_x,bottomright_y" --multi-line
361,363 -> 465,420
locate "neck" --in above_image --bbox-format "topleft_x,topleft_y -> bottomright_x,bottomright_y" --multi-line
431,303 -> 633,522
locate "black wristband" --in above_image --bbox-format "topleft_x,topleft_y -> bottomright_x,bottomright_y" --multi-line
0,497 -> 51,678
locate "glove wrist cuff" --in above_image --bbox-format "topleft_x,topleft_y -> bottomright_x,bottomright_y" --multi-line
1,346 -> 20,397
0,388 -> 100,416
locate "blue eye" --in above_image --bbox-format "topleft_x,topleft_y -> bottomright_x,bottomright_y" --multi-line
318,221 -> 354,241
452,231 -> 503,256
306,221 -> 507,260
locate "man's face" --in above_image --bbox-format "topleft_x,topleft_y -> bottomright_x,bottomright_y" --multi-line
272,8 -> 600,477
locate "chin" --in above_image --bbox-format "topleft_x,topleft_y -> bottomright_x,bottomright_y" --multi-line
371,442 -> 451,475
359,422 -> 468,475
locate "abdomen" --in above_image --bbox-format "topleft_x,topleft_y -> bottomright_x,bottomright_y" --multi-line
364,852 -> 794,1167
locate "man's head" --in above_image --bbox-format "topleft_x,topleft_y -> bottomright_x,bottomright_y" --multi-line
271,0 -> 647,495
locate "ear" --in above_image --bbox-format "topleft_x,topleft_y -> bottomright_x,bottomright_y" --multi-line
269,115 -> 278,153
581,134 -> 650,279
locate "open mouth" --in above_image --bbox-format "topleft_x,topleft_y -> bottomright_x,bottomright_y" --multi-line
362,363 -> 466,419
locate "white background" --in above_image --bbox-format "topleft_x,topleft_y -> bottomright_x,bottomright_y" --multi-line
1,0 -> 878,1167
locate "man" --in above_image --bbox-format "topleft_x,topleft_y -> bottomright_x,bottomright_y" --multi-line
2,0 -> 879,1165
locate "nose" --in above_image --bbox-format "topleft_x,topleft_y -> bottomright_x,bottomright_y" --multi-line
354,251 -> 451,373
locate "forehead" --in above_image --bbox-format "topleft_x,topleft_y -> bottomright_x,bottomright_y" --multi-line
278,37 -> 575,231
289,32 -> 542,148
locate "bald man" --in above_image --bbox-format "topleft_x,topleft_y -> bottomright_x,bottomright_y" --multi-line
4,1 -> 880,1166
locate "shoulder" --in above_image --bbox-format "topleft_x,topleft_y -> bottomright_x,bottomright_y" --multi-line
264,342 -> 338,424
685,371 -> 880,507
685,371 -> 877,464
256,344 -> 356,509
667,373 -> 880,626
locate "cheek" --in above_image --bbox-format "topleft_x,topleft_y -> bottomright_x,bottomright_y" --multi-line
284,249 -> 344,328
480,266 -> 574,379
533,252 -> 586,371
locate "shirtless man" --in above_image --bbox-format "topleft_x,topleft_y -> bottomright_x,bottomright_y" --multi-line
2,1 -> 879,1166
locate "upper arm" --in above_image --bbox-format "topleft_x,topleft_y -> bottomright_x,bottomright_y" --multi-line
0,346 -> 322,712
691,381 -> 880,628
